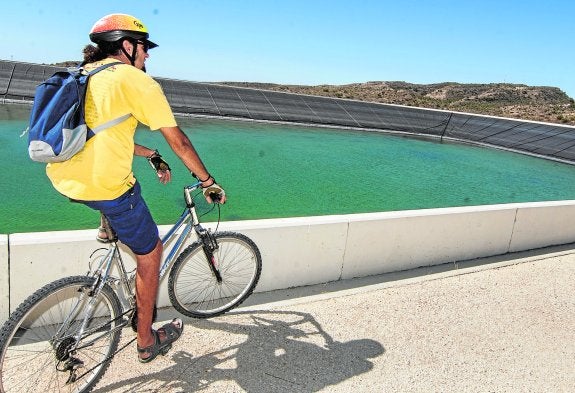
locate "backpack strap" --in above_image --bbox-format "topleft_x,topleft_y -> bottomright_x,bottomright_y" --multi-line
92,113 -> 131,134
70,61 -> 124,76
85,61 -> 131,134
87,61 -> 125,75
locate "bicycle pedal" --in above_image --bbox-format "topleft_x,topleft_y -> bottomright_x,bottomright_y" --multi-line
160,344 -> 172,356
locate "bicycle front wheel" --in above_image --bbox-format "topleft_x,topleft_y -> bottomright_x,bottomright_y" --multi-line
168,231 -> 262,318
0,276 -> 122,393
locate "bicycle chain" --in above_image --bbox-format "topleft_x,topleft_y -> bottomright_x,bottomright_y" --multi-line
68,309 -> 137,384
72,336 -> 137,383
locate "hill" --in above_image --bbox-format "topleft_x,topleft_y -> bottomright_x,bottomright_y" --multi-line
219,81 -> 575,126
51,61 -> 575,126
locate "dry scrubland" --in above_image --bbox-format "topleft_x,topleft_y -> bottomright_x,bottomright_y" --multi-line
221,81 -> 575,126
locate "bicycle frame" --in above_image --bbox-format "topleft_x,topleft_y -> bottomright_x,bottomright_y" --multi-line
87,181 -> 212,312
56,181 -> 213,371
159,182 -> 210,279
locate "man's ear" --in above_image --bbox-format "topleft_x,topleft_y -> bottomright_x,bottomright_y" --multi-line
121,39 -> 134,56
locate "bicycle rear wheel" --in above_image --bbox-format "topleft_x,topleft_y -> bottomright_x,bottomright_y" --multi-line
0,276 -> 122,393
168,231 -> 262,318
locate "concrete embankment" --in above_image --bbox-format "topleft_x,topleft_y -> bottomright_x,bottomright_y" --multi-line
3,200 -> 575,323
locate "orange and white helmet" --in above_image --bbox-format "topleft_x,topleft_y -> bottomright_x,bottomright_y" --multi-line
89,13 -> 158,49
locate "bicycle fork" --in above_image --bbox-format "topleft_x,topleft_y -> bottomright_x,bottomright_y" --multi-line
196,226 -> 222,282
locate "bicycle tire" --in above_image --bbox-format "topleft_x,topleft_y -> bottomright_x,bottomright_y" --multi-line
168,231 -> 262,318
0,276 -> 122,393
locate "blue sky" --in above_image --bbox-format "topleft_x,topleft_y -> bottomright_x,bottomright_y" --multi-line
2,0 -> 574,98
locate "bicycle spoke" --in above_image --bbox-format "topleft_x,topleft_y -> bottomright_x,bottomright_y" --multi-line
168,232 -> 262,318
0,276 -> 122,392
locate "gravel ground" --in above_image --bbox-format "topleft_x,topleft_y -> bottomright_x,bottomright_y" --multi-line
93,246 -> 575,393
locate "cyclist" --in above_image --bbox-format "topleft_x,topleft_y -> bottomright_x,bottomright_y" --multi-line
44,13 -> 226,363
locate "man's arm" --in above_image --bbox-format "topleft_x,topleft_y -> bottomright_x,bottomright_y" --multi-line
134,144 -> 157,158
134,143 -> 172,184
159,126 -> 226,203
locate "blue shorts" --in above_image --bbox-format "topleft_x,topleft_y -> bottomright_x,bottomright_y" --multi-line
79,182 -> 159,255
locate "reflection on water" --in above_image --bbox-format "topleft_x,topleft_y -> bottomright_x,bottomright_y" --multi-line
2,103 -> 575,233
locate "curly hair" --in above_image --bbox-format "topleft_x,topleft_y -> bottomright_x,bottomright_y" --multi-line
81,41 -> 123,65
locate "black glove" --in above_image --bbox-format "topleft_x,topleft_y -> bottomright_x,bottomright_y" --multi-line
147,150 -> 171,172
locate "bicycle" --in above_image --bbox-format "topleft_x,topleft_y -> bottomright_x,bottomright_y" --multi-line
0,181 -> 262,393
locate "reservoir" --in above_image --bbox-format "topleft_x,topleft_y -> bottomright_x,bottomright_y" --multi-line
2,103 -> 575,234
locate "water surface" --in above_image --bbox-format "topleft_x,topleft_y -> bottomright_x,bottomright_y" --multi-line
2,103 -> 575,234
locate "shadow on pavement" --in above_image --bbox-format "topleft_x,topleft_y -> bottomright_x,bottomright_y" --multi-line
94,310 -> 384,392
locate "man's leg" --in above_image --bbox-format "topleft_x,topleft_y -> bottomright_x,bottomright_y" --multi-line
81,183 -> 183,357
135,239 -> 163,350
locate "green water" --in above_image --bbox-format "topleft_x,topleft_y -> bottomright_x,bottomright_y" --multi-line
2,103 -> 575,234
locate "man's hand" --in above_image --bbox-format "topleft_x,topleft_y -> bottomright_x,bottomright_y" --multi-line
202,182 -> 226,204
147,150 -> 172,184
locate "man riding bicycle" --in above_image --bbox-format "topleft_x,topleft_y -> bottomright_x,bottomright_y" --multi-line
45,13 -> 226,363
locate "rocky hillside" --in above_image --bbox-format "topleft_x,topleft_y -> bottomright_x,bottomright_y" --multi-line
220,81 -> 575,126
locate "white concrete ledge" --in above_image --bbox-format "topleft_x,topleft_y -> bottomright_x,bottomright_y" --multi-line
342,206 -> 517,278
509,202 -> 575,251
3,200 -> 575,323
1,235 -> 8,323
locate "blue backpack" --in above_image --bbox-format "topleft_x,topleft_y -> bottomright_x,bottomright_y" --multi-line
28,62 -> 129,163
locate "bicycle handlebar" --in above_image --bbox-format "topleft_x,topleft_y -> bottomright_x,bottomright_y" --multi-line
184,182 -> 223,205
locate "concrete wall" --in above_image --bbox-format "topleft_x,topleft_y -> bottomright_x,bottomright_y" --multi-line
1,235 -> 8,322
3,200 -> 575,323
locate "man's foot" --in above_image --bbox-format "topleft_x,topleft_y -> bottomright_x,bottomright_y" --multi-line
137,318 -> 184,363
96,226 -> 111,243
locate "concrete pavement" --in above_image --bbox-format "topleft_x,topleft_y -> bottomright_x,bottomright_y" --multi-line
94,244 -> 575,392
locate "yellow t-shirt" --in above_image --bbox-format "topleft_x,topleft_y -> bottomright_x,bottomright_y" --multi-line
46,58 -> 177,200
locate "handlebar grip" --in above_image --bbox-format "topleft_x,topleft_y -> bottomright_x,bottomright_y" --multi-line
209,192 -> 222,203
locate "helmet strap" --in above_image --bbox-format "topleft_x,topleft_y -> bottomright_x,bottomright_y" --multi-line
120,39 -> 138,66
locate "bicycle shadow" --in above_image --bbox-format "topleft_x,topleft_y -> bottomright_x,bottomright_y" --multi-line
94,310 -> 384,392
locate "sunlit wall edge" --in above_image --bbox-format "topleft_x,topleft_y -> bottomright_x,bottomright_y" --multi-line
4,200 -> 575,320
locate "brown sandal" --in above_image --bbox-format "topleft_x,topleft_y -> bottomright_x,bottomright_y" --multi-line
137,319 -> 184,363
137,330 -> 170,363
